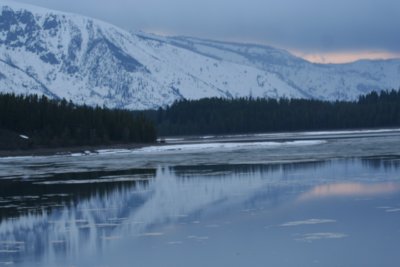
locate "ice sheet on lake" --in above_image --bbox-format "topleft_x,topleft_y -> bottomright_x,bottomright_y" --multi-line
132,140 -> 326,154
0,155 -> 36,160
301,128 -> 400,136
187,235 -> 209,241
95,149 -> 131,155
382,207 -> 400,213
280,219 -> 336,227
159,138 -> 185,142
295,232 -> 348,242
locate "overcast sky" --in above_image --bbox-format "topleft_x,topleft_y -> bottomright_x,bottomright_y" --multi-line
13,0 -> 400,63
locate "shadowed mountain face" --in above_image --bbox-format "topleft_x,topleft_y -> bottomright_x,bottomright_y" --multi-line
1,1 -> 400,110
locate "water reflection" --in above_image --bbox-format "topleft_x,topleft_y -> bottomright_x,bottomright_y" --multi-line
0,158 -> 399,266
298,182 -> 400,201
0,168 -> 155,220
170,160 -> 327,178
362,155 -> 400,170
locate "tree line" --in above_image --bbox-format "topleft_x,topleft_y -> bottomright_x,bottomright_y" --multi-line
2,89 -> 399,150
0,94 -> 156,150
146,89 -> 400,136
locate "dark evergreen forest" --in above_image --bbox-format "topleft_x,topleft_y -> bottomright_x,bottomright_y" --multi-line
147,89 -> 400,136
1,89 -> 399,151
0,94 -> 156,150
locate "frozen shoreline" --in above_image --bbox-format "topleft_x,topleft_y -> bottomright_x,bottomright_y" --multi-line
1,127 -> 399,159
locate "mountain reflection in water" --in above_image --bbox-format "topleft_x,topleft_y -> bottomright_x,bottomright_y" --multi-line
0,156 -> 399,267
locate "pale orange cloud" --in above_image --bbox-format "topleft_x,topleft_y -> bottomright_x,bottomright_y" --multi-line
292,51 -> 400,64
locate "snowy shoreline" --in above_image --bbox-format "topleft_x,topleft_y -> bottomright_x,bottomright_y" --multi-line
1,127 -> 399,159
0,142 -> 149,158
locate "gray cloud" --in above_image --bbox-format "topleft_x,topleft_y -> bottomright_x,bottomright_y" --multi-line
12,0 -> 400,53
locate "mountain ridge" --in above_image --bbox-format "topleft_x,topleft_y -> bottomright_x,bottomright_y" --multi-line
1,0 -> 399,109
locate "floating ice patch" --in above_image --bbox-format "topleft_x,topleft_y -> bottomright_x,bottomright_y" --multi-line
0,155 -> 36,160
280,219 -> 336,227
295,232 -> 347,242
386,208 -> 400,213
134,140 -> 326,153
70,153 -> 85,157
96,149 -> 131,155
200,136 -> 216,139
301,128 -> 400,136
376,206 -> 392,209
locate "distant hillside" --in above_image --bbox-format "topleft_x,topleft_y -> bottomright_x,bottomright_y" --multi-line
1,1 -> 400,109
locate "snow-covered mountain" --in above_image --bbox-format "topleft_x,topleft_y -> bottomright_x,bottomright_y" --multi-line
1,0 -> 400,109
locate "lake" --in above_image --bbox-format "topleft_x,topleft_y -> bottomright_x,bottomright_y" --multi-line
0,129 -> 400,267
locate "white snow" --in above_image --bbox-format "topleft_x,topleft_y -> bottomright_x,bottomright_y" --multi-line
301,128 -> 400,136
280,219 -> 336,227
1,1 -> 400,109
96,149 -> 131,155
295,232 -> 348,242
49,140 -> 326,157
132,140 -> 326,154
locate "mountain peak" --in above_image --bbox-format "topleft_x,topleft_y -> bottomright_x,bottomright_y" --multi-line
1,1 -> 400,109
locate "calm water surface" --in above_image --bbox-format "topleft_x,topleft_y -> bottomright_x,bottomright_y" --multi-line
0,130 -> 400,267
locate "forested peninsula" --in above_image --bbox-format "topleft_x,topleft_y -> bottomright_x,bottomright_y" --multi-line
0,94 -> 156,151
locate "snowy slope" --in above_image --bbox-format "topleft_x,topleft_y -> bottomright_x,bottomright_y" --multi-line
156,36 -> 400,100
1,0 -> 400,110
